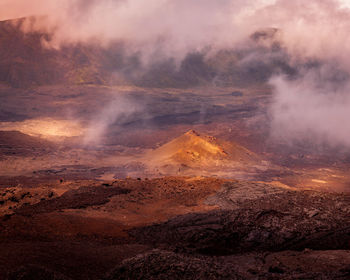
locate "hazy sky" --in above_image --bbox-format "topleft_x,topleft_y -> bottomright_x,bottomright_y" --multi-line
0,0 -> 349,58
2,0 -> 350,148
0,0 -> 349,59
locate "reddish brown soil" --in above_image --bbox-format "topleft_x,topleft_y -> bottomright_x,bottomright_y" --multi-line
0,177 -> 349,279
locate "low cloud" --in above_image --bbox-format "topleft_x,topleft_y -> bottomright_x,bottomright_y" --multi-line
83,95 -> 143,146
269,68 -> 350,148
3,0 -> 350,149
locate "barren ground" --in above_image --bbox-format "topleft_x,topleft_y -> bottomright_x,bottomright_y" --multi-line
0,85 -> 349,279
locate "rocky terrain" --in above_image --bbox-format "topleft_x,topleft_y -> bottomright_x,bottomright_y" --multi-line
0,84 -> 349,279
108,249 -> 350,280
0,89 -> 349,279
0,176 -> 349,279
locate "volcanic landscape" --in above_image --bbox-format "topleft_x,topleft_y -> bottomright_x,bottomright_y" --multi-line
1,2 -> 350,279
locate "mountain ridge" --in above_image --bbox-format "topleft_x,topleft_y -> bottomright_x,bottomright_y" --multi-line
0,18 -> 295,88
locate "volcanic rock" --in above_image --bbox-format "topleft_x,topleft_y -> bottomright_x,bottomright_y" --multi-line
146,130 -> 264,176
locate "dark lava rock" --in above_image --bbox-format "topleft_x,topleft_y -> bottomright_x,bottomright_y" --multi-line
7,265 -> 72,280
104,250 -> 244,280
105,249 -> 350,280
130,183 -> 350,255
15,186 -> 130,215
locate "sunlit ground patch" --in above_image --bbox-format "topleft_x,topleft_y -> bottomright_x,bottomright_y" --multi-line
311,179 -> 327,184
0,118 -> 84,139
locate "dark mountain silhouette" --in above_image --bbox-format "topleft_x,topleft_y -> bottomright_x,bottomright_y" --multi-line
0,18 -> 296,88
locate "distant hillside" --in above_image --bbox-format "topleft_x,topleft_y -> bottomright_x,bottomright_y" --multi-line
0,18 -> 124,87
0,130 -> 55,156
0,18 -> 296,88
0,19 -> 62,87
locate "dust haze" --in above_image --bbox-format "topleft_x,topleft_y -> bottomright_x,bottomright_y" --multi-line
2,0 -> 350,148
83,94 -> 144,146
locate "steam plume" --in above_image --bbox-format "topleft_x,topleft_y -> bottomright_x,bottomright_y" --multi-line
3,0 -> 350,148
83,95 -> 142,146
